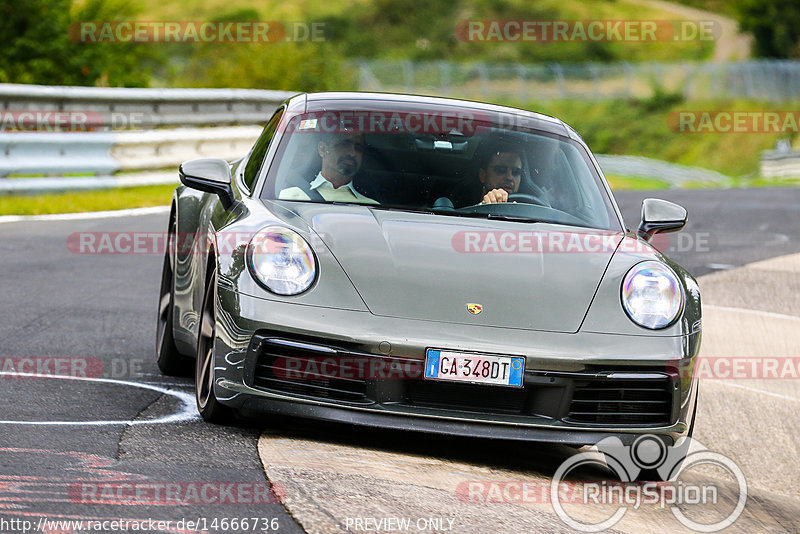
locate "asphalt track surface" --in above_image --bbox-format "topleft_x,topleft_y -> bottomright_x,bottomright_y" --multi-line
1,186 -> 799,533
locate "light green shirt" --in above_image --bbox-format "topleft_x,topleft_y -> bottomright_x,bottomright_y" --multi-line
279,172 -> 378,204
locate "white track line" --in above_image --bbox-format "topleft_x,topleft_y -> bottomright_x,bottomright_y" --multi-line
705,304 -> 800,323
703,302 -> 800,402
712,382 -> 800,403
0,205 -> 169,224
0,372 -> 198,426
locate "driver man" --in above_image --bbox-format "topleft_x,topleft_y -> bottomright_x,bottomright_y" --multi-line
479,148 -> 524,204
279,132 -> 378,204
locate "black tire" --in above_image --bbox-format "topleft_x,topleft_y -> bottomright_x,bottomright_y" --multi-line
686,386 -> 698,440
156,215 -> 191,376
195,266 -> 234,423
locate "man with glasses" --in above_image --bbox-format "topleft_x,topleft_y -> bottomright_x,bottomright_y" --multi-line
279,131 -> 378,203
446,136 -> 531,208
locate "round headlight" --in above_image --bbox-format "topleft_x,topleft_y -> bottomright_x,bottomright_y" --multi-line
247,226 -> 316,295
621,261 -> 683,329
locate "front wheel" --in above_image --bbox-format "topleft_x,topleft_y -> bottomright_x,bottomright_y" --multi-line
195,267 -> 233,423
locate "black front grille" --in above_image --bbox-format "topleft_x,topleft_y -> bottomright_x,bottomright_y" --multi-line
246,333 -> 677,428
250,338 -> 371,404
405,380 -> 527,415
567,378 -> 672,425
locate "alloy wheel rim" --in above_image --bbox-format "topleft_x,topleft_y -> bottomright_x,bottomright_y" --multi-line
196,276 -> 215,410
156,220 -> 175,352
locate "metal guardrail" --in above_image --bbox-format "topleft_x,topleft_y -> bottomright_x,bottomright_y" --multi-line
0,126 -> 262,193
0,82 -> 287,193
0,126 -> 262,175
761,148 -> 800,178
595,154 -> 733,186
0,83 -> 295,128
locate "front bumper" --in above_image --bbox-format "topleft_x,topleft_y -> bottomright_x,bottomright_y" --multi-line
213,288 -> 700,446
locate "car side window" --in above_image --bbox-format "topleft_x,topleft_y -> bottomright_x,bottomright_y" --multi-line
242,108 -> 284,192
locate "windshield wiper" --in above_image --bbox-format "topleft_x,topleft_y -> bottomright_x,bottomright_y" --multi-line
371,205 -> 438,215
438,210 -> 544,223
485,213 -> 542,222
371,205 -> 549,224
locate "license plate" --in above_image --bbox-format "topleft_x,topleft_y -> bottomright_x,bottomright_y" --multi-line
424,349 -> 524,387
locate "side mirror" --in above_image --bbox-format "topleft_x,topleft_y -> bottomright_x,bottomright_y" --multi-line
637,198 -> 687,241
179,158 -> 234,209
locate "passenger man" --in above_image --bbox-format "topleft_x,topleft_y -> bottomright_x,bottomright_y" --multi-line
278,132 -> 378,204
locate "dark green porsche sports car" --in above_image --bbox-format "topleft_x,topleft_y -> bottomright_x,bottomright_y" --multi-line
156,92 -> 701,447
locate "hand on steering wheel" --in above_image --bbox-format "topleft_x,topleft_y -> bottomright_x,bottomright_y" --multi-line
479,190 -> 549,207
480,188 -> 509,204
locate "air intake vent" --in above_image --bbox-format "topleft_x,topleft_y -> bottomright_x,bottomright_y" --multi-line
251,338 -> 371,404
567,378 -> 672,426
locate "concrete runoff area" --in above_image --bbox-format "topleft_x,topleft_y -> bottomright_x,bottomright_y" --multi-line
258,253 -> 800,533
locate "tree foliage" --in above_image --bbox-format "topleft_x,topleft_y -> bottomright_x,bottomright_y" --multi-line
0,0 -> 156,86
735,0 -> 800,58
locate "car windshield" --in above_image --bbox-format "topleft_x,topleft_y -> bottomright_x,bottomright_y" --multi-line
260,102 -> 621,230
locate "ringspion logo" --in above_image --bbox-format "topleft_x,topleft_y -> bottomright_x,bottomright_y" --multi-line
551,435 -> 746,532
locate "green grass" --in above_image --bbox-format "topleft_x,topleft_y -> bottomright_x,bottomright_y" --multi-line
501,97 -> 798,178
731,176 -> 800,188
0,184 -> 176,216
605,174 -> 671,190
605,172 -> 800,190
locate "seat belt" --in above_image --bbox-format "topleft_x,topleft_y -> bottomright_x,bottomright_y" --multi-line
297,179 -> 325,202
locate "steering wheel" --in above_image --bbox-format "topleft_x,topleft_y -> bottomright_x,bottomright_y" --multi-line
507,192 -> 548,206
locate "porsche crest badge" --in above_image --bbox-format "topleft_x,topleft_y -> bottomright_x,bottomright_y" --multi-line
466,303 -> 483,315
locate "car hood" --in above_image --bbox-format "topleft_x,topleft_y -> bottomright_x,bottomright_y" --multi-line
276,202 -> 623,333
